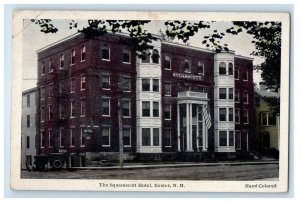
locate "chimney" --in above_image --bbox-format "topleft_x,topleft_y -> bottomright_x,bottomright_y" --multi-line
259,81 -> 266,91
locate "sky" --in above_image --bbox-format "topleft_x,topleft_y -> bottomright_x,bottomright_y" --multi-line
22,19 -> 265,91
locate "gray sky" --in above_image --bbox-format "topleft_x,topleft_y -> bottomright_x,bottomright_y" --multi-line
22,20 -> 264,91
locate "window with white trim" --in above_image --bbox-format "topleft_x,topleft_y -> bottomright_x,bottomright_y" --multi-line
219,62 -> 226,75
49,84 -> 53,98
71,49 -> 75,65
153,79 -> 159,92
229,108 -> 234,122
164,55 -> 171,70
70,128 -> 75,147
229,88 -> 233,99
142,101 -> 150,117
153,102 -> 159,117
26,115 -> 30,127
41,61 -> 45,75
102,126 -> 110,146
164,104 -> 171,120
123,127 -> 131,146
234,69 -> 239,79
122,100 -> 130,117
70,101 -> 75,118
141,50 -> 150,63
242,71 -> 248,81
48,130 -> 53,148
102,98 -> 110,116
40,87 -> 45,100
228,63 -> 233,75
59,104 -> 65,119
49,58 -> 54,73
59,128 -> 65,147
235,131 -> 241,150
80,128 -> 86,146
102,44 -> 110,60
70,78 -> 76,93
102,74 -> 110,89
243,110 -> 249,124
142,78 -> 150,91
26,94 -> 30,107
142,128 -> 151,146
165,83 -> 171,96
198,61 -> 204,75
48,105 -> 53,120
164,129 -> 172,147
219,88 -> 226,99
120,76 -> 131,92
183,59 -> 191,73
81,45 -> 86,61
219,108 -> 227,121
123,47 -> 130,63
81,75 -> 86,90
229,131 -> 234,146
152,49 -> 160,64
243,92 -> 249,104
80,99 -> 86,116
40,131 -> 45,148
235,108 -> 240,123
260,112 -> 276,126
153,128 -> 160,146
219,131 -> 227,146
60,54 -> 64,68
235,90 -> 240,103
40,106 -> 45,122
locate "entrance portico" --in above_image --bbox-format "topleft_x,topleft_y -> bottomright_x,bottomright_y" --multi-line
177,91 -> 210,152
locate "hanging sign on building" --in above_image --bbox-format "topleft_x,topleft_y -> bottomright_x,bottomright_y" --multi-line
173,72 -> 204,81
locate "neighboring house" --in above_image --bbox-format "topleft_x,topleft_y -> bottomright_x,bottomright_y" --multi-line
36,32 -> 254,166
21,87 -> 37,169
255,82 -> 280,154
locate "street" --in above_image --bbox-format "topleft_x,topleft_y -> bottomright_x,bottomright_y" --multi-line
21,163 -> 279,181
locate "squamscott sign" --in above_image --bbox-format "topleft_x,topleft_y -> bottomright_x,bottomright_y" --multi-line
173,72 -> 204,81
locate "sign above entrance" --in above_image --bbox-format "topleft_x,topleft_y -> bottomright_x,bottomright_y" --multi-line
173,72 -> 204,81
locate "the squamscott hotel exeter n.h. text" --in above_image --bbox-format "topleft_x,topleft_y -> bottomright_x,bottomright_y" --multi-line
36,32 -> 254,167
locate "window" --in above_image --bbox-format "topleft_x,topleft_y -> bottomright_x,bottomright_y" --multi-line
165,83 -> 171,96
153,128 -> 160,146
60,54 -> 64,68
41,131 -> 45,148
229,108 -> 233,121
71,49 -> 75,65
40,87 -> 45,100
234,69 -> 239,79
102,44 -> 110,60
260,112 -> 276,126
235,90 -> 240,102
183,59 -> 191,73
59,128 -> 65,147
164,129 -> 172,147
198,61 -> 204,75
102,98 -> 110,116
49,58 -> 54,73
59,81 -> 65,94
229,88 -> 233,99
80,128 -> 85,146
243,92 -> 249,104
142,128 -> 151,146
80,99 -> 86,116
219,62 -> 226,75
81,75 -> 86,90
49,130 -> 53,148
228,63 -> 233,75
48,105 -> 53,120
70,101 -> 75,118
120,76 -> 131,92
153,79 -> 159,92
122,100 -> 130,117
81,45 -> 86,61
164,56 -> 171,70
49,84 -> 53,98
59,104 -> 65,119
26,94 -> 30,107
41,61 -> 45,75
102,126 -> 110,146
123,127 -> 131,146
40,107 -> 45,122
219,108 -> 227,121
153,102 -> 159,117
235,108 -> 240,123
70,78 -> 76,93
102,74 -> 110,89
219,131 -> 227,146
164,105 -> 171,120
142,101 -> 150,117
26,136 -> 30,149
235,131 -> 241,149
123,47 -> 131,63
152,49 -> 160,64
219,88 -> 226,99
141,50 -> 150,63
26,115 -> 30,127
242,71 -> 248,81
70,128 -> 75,146
142,79 -> 150,91
229,131 -> 234,146
243,110 -> 249,124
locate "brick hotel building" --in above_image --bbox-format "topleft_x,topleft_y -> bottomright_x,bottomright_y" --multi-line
36,32 -> 254,166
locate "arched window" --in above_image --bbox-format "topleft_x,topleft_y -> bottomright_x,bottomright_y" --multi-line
228,63 -> 233,75
81,45 -> 86,61
183,59 -> 191,73
102,44 -> 110,60
123,47 -> 130,63
198,61 -> 204,75
151,49 -> 160,64
71,49 -> 76,65
141,49 -> 150,63
219,62 -> 226,75
164,55 -> 171,70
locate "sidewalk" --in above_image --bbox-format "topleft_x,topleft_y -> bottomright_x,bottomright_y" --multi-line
70,160 -> 279,170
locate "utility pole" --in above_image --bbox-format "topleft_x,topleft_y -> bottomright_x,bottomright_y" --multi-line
118,99 -> 124,168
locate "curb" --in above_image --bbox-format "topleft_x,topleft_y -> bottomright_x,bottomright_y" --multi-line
69,161 -> 279,171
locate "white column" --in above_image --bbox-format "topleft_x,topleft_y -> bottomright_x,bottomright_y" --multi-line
189,103 -> 193,150
177,104 -> 181,152
186,103 -> 190,151
196,106 -> 199,150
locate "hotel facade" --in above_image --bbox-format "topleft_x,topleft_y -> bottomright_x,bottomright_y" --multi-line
36,33 -> 254,166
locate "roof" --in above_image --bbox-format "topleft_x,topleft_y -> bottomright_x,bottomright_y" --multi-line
22,87 -> 37,95
255,89 -> 280,98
